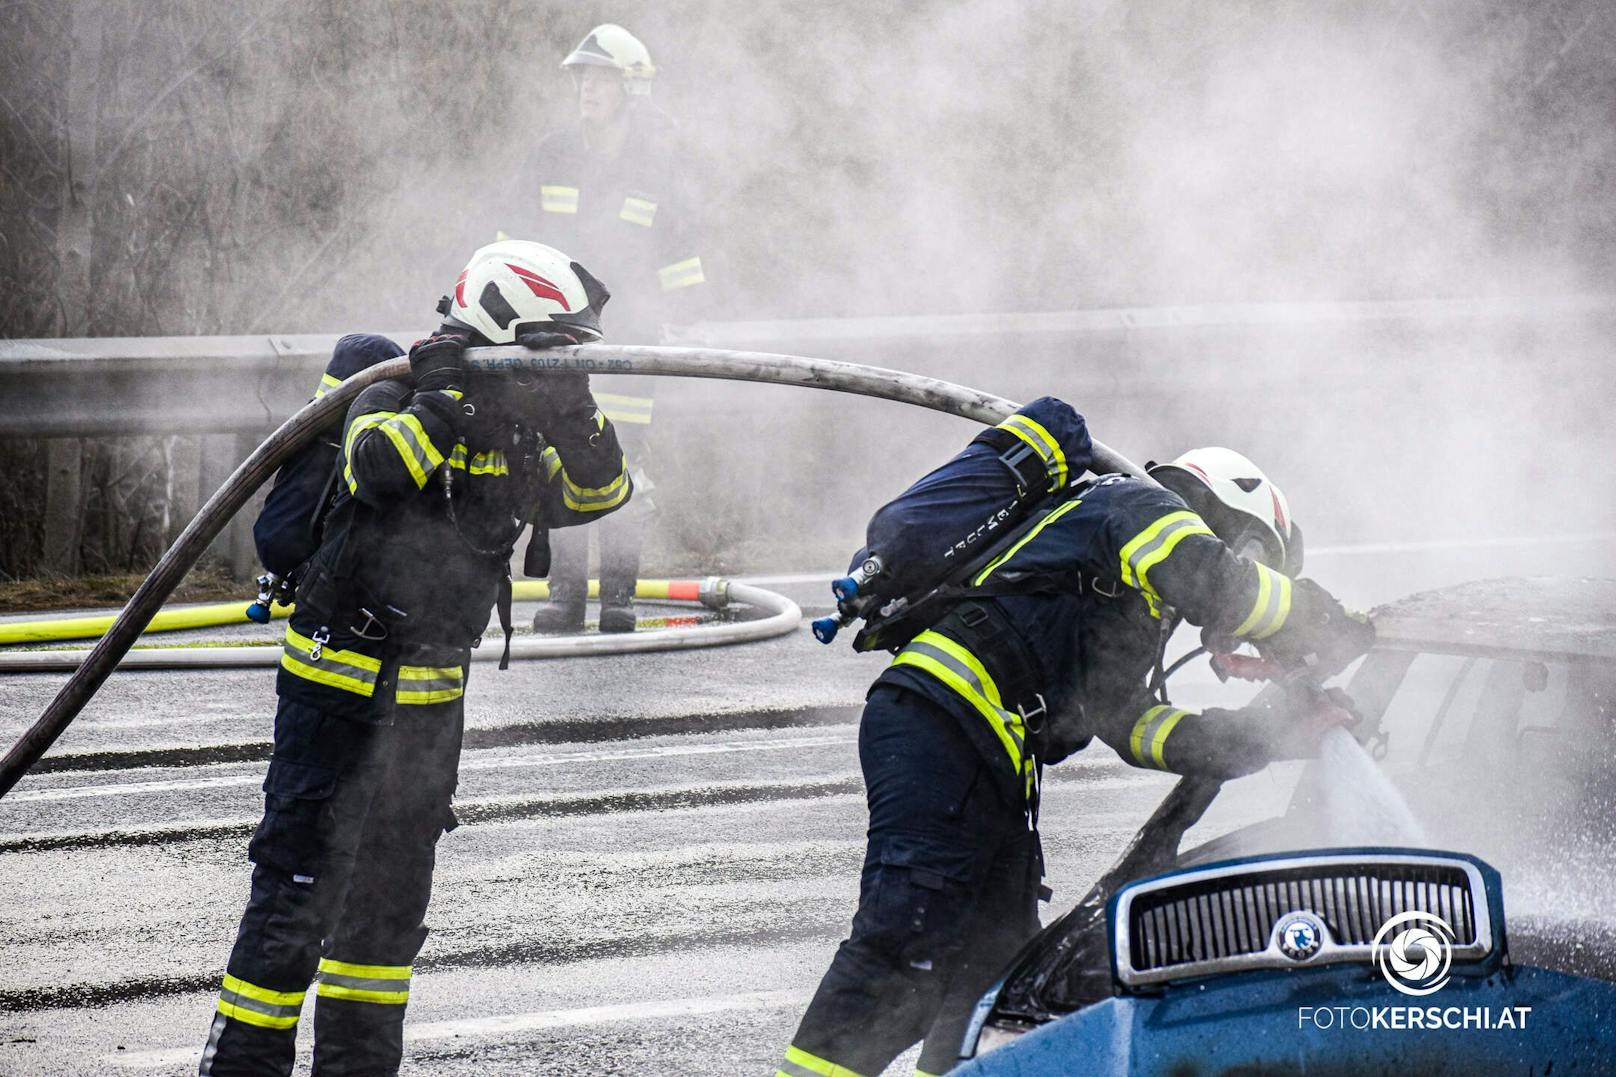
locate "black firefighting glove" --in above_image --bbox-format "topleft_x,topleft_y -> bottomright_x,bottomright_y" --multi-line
514,327 -> 595,433
408,333 -> 468,394
1259,578 -> 1376,679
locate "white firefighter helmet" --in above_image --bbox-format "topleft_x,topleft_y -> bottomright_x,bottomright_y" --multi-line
441,239 -> 609,344
561,24 -> 655,95
1147,447 -> 1303,575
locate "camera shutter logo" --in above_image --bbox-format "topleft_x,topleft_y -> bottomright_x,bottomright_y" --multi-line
1372,911 -> 1455,996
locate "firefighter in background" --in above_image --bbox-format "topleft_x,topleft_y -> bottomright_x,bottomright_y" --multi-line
200,241 -> 630,1077
527,23 -> 709,634
777,400 -> 1374,1077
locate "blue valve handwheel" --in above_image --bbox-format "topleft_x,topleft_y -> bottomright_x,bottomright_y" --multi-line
831,575 -> 860,603
811,616 -> 841,644
245,602 -> 272,625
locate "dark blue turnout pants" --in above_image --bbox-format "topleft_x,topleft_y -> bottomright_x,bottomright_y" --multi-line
783,685 -> 1043,1077
200,695 -> 464,1076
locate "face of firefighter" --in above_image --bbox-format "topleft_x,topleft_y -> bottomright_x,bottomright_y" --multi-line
575,66 -> 626,128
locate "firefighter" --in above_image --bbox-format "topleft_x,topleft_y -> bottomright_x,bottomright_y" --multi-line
777,402 -> 1374,1077
199,240 -> 631,1077
526,22 -> 709,634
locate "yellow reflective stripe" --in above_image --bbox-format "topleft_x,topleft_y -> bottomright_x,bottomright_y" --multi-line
343,410 -> 447,491
222,974 -> 305,1007
620,195 -> 657,226
448,443 -> 468,471
541,446 -> 563,479
998,414 -> 1068,490
1118,511 -> 1215,602
561,466 -> 630,512
779,1044 -> 867,1077
469,451 -> 508,476
541,184 -> 578,213
657,255 -> 705,291
973,498 -> 1084,585
1129,705 -> 1190,770
280,627 -> 380,698
316,957 -> 411,1005
1233,562 -> 1293,640
314,372 -> 342,399
217,973 -> 305,1029
318,958 -> 412,979
395,664 -> 465,705
892,631 -> 1024,775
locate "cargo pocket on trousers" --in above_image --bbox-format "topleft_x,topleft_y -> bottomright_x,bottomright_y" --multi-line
248,759 -> 341,877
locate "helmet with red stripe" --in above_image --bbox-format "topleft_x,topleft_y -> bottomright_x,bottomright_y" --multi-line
439,239 -> 609,345
1148,447 -> 1303,575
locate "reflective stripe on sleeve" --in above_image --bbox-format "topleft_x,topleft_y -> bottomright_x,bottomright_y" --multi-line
973,498 -> 1084,585
280,627 -> 380,698
315,958 -> 411,1005
777,1044 -> 868,1077
395,664 -> 464,705
1232,561 -> 1294,640
540,185 -> 579,213
996,413 -> 1068,491
891,631 -> 1027,783
1117,511 -> 1216,614
314,372 -> 342,399
1129,704 -> 1190,770
561,466 -> 631,513
594,391 -> 654,425
657,256 -> 706,291
217,973 -> 305,1030
619,196 -> 657,227
343,409 -> 447,492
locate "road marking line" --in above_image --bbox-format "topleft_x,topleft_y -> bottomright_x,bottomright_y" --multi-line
105,988 -> 813,1068
7,734 -> 863,803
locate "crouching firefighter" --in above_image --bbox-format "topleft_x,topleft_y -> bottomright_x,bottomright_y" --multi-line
779,399 -> 1374,1077
200,239 -> 632,1077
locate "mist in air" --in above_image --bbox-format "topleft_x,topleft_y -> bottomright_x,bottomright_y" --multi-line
1,0 -> 1612,589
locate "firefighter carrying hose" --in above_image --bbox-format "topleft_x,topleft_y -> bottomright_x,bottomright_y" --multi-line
199,240 -> 631,1076
778,399 -> 1374,1077
525,23 -> 711,634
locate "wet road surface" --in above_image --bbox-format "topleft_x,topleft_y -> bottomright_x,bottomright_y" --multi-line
0,587 -> 1182,1076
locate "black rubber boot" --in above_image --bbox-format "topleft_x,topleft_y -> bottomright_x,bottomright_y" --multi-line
598,596 -> 636,634
531,596 -> 585,634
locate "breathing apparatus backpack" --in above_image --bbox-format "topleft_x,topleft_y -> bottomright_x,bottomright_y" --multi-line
812,396 -> 1093,652
247,334 -> 403,621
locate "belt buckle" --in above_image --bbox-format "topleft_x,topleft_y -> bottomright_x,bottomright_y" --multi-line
1090,576 -> 1122,599
1017,692 -> 1049,733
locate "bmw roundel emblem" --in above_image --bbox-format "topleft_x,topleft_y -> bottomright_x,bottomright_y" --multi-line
1275,912 -> 1326,961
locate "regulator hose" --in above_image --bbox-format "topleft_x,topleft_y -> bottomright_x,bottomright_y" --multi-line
0,344 -> 1147,798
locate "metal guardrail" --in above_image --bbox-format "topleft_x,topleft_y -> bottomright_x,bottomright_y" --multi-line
4,294 -> 1613,437
3,294 -> 1612,577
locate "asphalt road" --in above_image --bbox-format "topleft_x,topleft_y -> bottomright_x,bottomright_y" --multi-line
4,536 -> 1613,1076
0,583 -> 1192,1077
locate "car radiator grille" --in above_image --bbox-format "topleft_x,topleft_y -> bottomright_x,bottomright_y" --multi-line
1128,862 -> 1478,975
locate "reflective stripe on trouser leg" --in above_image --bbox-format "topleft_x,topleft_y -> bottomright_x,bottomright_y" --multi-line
777,1044 -> 867,1077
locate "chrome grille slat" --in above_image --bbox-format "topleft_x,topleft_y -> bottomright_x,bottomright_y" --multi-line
1120,854 -> 1491,987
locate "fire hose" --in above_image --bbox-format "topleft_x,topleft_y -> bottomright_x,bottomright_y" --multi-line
0,343 -> 1148,799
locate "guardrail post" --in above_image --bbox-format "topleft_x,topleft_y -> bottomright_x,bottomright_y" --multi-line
42,439 -> 84,575
199,433 -> 257,581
